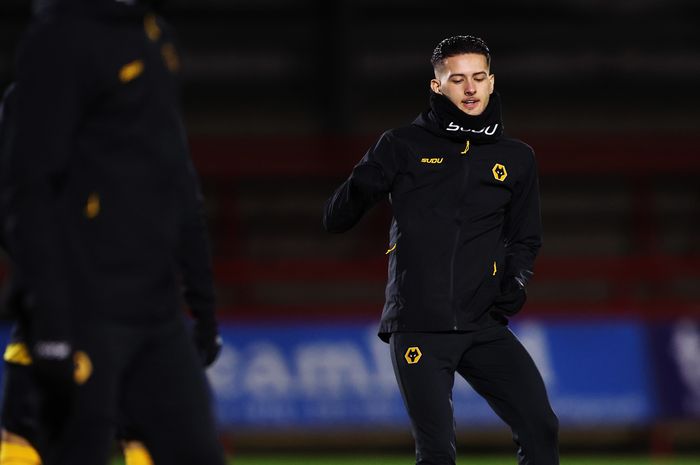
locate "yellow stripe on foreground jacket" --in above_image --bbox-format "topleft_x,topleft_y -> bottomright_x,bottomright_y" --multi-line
3,343 -> 32,366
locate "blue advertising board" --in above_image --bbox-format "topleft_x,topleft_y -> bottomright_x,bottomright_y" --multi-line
0,318 -> 670,429
648,319 -> 700,419
206,320 -> 656,429
518,321 -> 654,425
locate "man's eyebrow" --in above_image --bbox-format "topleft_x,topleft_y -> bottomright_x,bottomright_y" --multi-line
448,71 -> 489,78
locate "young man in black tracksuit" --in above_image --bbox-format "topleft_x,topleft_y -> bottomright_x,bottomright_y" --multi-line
324,36 -> 559,465
4,1 -> 225,464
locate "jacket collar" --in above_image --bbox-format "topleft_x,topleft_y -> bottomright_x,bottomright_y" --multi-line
413,91 -> 504,144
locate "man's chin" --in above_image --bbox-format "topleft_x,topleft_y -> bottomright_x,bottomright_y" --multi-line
460,108 -> 484,116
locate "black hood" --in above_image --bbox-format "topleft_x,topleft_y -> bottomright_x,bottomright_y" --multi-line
32,0 -> 152,19
413,91 -> 504,144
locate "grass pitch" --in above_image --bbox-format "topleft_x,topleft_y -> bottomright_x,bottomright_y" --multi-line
110,454 -> 700,464
225,455 -> 700,465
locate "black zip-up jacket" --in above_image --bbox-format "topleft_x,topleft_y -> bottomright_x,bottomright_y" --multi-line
323,92 -> 542,342
7,0 -> 216,343
0,83 -> 22,322
0,83 -> 16,249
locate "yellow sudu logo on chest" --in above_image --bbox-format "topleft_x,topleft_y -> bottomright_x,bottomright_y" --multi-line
420,157 -> 444,164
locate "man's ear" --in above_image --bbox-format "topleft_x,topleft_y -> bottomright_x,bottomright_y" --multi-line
430,79 -> 441,94
489,74 -> 495,94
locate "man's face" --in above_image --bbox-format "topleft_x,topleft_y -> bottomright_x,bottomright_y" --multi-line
430,53 -> 494,116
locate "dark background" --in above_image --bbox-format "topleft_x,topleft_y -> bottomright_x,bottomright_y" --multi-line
2,0 -> 700,135
1,0 -> 698,341
1,0 -> 699,452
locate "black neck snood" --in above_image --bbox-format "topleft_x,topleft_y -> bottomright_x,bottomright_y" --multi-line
414,91 -> 504,144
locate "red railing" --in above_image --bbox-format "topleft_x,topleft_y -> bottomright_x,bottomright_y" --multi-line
1,133 -> 697,320
190,132 -> 700,319
212,256 -> 700,320
189,133 -> 700,177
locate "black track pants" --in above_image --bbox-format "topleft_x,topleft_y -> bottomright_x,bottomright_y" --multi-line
390,325 -> 559,465
43,317 -> 225,465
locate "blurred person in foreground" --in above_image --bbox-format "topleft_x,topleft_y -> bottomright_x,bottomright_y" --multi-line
0,89 -> 207,465
323,35 -> 559,465
2,0 -> 225,464
0,84 -> 153,465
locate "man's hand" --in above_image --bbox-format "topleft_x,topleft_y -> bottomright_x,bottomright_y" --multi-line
492,270 -> 533,317
192,319 -> 222,367
493,281 -> 527,316
32,340 -> 76,433
32,340 -> 75,392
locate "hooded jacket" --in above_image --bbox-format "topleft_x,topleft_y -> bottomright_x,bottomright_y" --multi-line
8,0 -> 215,343
0,84 -> 16,243
323,92 -> 542,342
0,84 -> 23,323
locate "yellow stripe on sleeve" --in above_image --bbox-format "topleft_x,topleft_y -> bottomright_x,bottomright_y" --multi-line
3,343 -> 32,366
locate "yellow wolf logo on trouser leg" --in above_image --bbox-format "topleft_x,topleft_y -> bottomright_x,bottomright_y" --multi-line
404,347 -> 422,364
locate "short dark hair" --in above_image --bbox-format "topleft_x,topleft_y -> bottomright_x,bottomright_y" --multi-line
431,35 -> 491,69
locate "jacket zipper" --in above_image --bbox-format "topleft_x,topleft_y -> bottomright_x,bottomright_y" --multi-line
448,227 -> 461,330
448,139 -> 471,329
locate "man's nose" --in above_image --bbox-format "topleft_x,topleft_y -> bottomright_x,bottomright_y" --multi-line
464,81 -> 476,94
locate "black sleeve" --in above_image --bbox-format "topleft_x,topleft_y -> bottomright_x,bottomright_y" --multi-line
177,158 -> 216,326
9,22 -> 92,342
0,84 -> 17,250
322,131 -> 400,233
502,148 -> 543,286
0,84 -> 15,163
